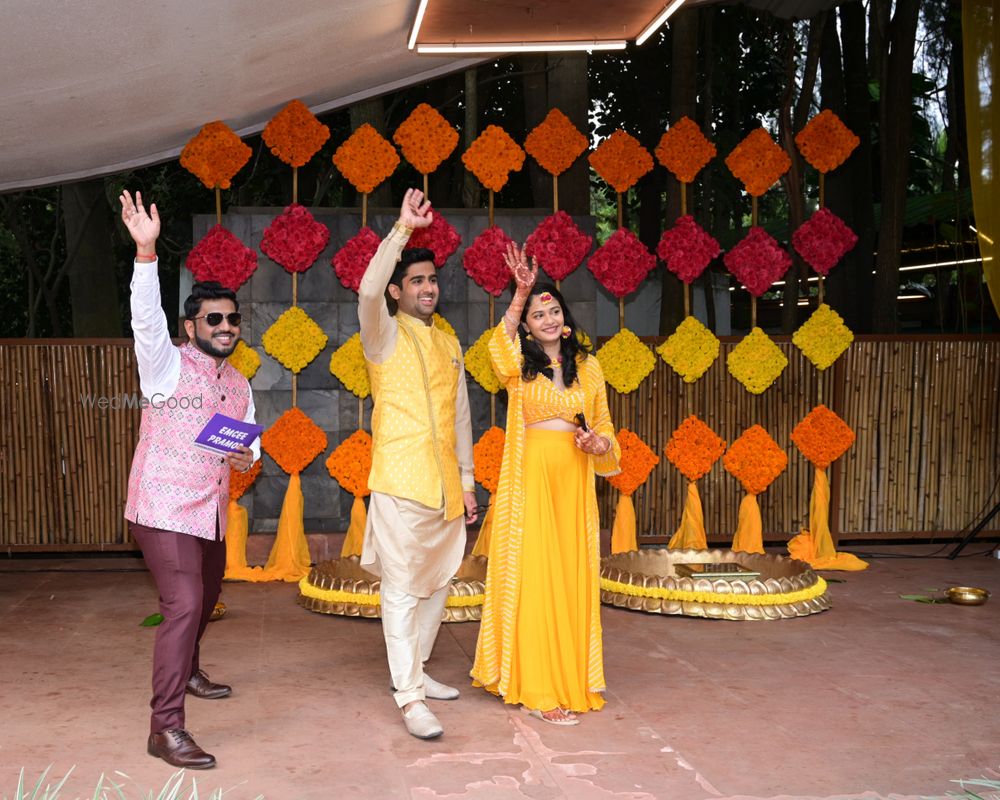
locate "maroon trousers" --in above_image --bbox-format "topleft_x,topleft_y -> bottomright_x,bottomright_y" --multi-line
130,521 -> 226,734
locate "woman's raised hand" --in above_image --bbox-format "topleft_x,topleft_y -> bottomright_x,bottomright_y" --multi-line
504,242 -> 538,297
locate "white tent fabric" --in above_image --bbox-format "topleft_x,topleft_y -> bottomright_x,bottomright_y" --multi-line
0,0 -> 478,191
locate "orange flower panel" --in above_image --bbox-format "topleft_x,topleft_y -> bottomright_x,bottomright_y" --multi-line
473,426 -> 506,493
263,99 -> 331,168
588,130 -> 653,193
229,460 -> 262,501
724,128 -> 791,197
262,407 -> 328,475
664,415 -> 726,482
723,424 -> 787,495
524,109 -> 589,177
333,124 -> 400,194
655,117 -> 717,184
462,125 -> 526,192
795,110 -> 860,174
393,103 -> 459,175
606,429 -> 659,496
180,121 -> 252,190
325,429 -> 373,497
791,404 -> 855,469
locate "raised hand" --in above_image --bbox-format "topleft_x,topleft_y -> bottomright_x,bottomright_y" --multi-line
120,190 -> 160,255
399,187 -> 434,230
503,242 -> 538,297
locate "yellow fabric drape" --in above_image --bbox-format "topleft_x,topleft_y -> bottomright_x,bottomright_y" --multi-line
963,0 -> 998,315
340,495 -> 367,558
471,495 -> 495,557
788,467 -> 868,571
610,493 -> 637,553
223,499 -> 266,582
731,494 -> 765,554
667,481 -> 707,550
261,472 -> 311,582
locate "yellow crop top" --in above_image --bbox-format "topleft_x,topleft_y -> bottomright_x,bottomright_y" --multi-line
521,371 -> 585,425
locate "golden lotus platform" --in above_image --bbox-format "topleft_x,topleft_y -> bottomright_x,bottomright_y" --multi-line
600,548 -> 831,620
297,554 -> 487,623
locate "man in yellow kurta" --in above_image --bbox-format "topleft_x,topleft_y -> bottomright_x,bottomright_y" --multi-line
358,188 -> 478,740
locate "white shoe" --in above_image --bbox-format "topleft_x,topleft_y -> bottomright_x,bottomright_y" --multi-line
424,674 -> 460,701
402,702 -> 443,739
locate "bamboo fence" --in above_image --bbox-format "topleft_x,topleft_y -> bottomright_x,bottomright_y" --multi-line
1,336 -> 998,551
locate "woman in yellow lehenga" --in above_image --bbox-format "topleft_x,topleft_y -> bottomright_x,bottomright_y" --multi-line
471,244 -> 621,726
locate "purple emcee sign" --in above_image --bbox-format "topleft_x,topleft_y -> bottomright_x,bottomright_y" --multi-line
194,413 -> 264,455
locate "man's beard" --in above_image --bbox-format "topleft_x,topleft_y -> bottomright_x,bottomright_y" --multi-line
195,331 -> 238,359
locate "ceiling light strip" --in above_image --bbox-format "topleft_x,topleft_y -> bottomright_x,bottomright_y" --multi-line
408,0 -> 430,50
636,0 -> 687,46
416,40 -> 627,54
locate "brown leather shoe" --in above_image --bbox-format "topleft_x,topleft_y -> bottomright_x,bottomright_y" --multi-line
186,669 -> 232,699
147,728 -> 216,769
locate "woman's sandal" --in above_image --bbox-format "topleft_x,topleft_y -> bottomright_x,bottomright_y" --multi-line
522,706 -> 580,726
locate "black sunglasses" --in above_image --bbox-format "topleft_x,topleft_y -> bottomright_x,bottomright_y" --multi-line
190,312 -> 242,327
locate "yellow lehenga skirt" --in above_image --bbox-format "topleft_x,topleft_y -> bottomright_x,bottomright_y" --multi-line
481,428 -> 605,713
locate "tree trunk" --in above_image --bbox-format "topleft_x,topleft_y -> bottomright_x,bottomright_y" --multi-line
659,6 -> 698,334
63,181 -> 120,337
522,56 -> 550,209
872,0 -> 921,333
546,54 -> 589,215
350,98 -> 392,209
462,68 -> 481,209
826,1 -> 876,333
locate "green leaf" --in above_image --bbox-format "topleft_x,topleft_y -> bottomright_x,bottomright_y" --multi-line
140,613 -> 164,627
899,594 -> 931,601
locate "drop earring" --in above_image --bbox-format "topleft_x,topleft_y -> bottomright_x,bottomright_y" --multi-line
561,325 -> 572,339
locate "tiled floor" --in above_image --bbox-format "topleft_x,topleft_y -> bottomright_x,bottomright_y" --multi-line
2,545 -> 998,799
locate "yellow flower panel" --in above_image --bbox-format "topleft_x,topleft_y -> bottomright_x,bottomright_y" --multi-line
329,333 -> 370,399
465,328 -> 502,394
432,313 -> 456,337
227,340 -> 261,381
596,328 -> 655,394
727,327 -> 788,394
657,316 -> 720,383
262,306 -> 329,374
792,303 -> 853,371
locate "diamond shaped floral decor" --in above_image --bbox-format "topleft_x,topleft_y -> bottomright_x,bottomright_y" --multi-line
795,110 -> 860,174
656,215 -> 721,285
227,340 -> 261,381
262,99 -> 331,168
588,130 -> 653,193
654,116 -> 717,184
262,306 -> 328,374
432,313 -> 456,337
524,211 -> 593,282
179,121 -> 252,190
724,227 -> 792,297
462,125 -> 526,192
727,328 -> 788,394
332,124 -> 400,194
406,212 -> 462,267
656,316 -> 720,383
791,405 -> 855,470
393,102 -> 459,175
792,304 -> 854,371
328,333 -> 370,399
724,128 -> 791,197
607,430 -> 660,497
260,204 -> 330,274
262,407 -> 328,475
665,415 -> 726,481
588,228 -> 657,298
524,108 -> 589,177
473,426 -> 506,494
791,208 -> 858,276
723,425 -> 788,496
186,225 -> 258,291
596,329 -> 655,394
464,328 -> 502,394
463,226 -> 514,296
325,429 -> 373,497
332,227 -> 380,293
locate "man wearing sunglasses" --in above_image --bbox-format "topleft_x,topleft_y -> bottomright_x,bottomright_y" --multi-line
119,189 -> 259,770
